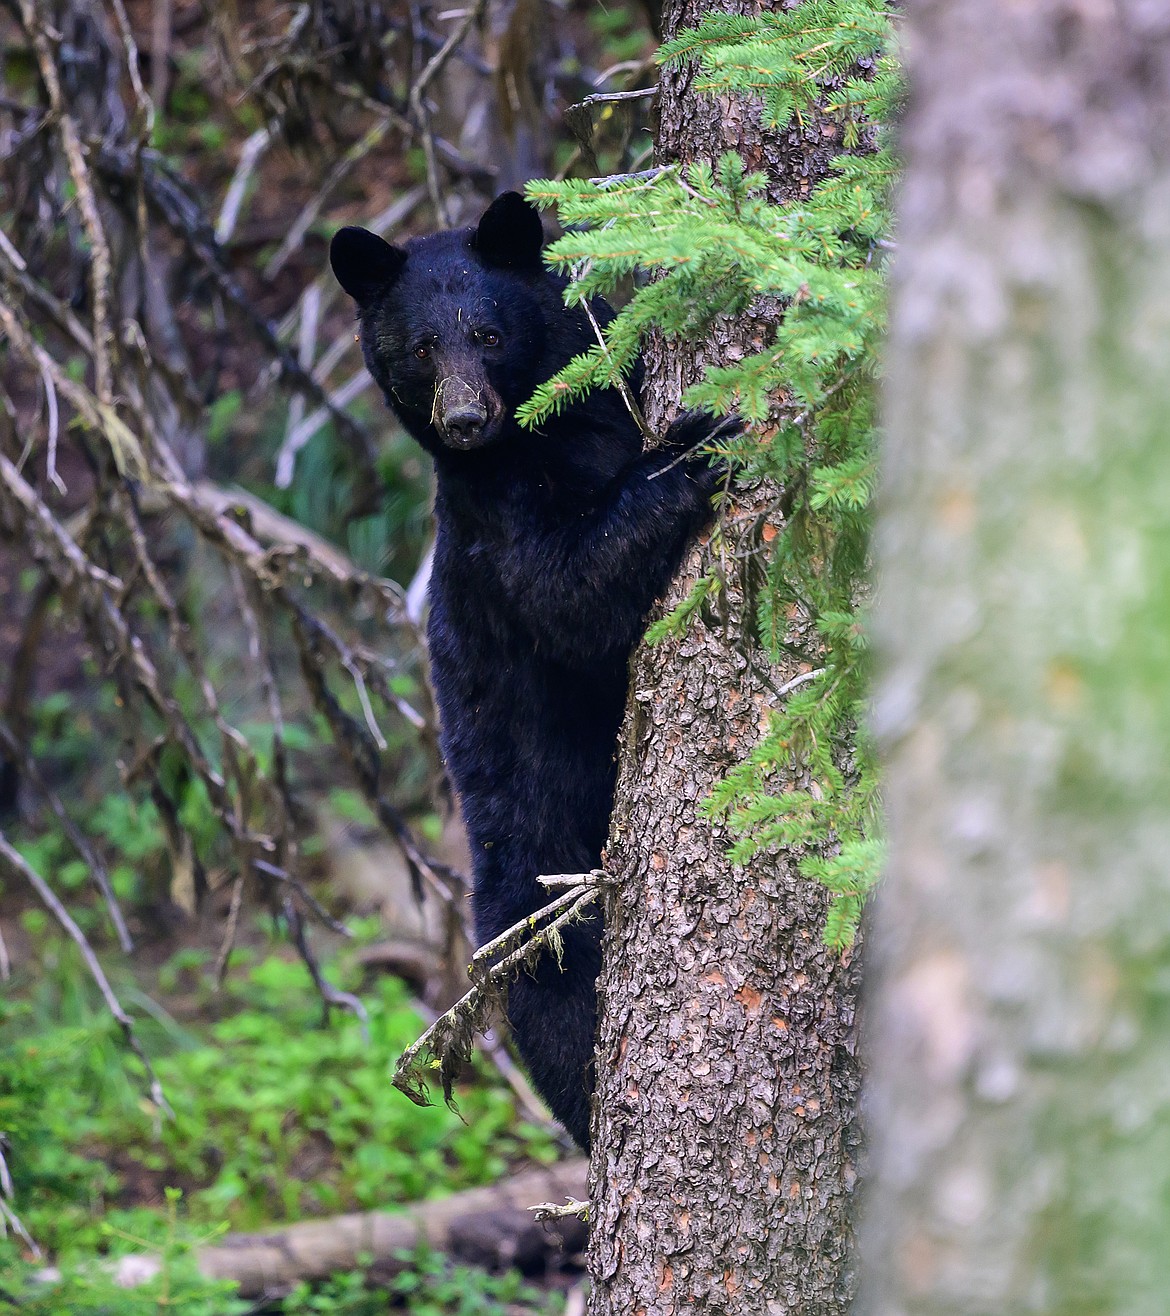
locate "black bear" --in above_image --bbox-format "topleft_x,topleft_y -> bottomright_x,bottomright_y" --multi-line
330,192 -> 729,1150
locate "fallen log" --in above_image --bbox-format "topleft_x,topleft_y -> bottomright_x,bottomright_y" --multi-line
107,1159 -> 589,1297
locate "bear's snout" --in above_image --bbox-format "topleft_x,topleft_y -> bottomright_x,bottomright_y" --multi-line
443,400 -> 488,446
433,374 -> 497,449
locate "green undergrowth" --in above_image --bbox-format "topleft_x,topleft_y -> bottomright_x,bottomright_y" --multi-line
522,0 -> 898,947
0,938 -> 558,1263
0,1232 -> 563,1315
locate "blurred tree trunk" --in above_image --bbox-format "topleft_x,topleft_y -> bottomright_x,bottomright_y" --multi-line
866,4 -> 1170,1313
585,4 -> 866,1313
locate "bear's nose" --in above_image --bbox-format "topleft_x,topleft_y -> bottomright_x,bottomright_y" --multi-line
444,402 -> 488,445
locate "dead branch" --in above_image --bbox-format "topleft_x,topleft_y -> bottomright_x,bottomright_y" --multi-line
409,0 -> 489,224
0,719 -> 133,952
0,0 -> 529,1111
0,831 -> 171,1117
105,1159 -> 588,1297
393,874 -> 601,1109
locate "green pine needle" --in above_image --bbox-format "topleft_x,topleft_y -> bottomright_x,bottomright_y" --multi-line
523,1 -> 898,948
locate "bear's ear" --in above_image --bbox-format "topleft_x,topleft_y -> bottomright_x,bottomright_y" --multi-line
330,227 -> 407,307
473,192 -> 544,269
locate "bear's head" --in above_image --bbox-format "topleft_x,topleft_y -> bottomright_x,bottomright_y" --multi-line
331,192 -> 554,455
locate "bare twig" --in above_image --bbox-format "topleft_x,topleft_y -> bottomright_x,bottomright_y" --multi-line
0,1137 -> 40,1258
408,0 -> 488,225
775,666 -> 827,699
17,0 -> 116,403
0,831 -> 172,1118
394,877 -> 599,1108
284,895 -> 369,1035
215,126 -> 273,245
263,114 -> 396,281
530,1197 -> 590,1223
275,369 -> 372,488
571,260 -> 648,437
0,719 -> 133,953
569,87 -> 657,110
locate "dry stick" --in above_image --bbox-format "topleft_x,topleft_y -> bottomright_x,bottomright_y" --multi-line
253,859 -> 350,938
0,1139 -> 40,1258
14,315 -> 400,633
409,0 -> 488,225
289,607 -> 469,918
0,831 -> 171,1117
307,321 -> 361,385
106,0 -> 155,140
275,368 -> 371,489
215,126 -> 273,245
34,355 -> 64,493
0,445 -> 260,863
590,165 -> 670,189
0,301 -> 392,630
117,490 -> 303,925
337,83 -> 496,186
192,494 -> 424,737
280,282 -> 320,467
94,144 -> 380,483
393,882 -> 599,1103
157,488 -> 456,908
284,894 -> 369,1033
397,879 -> 602,1105
0,719 -> 133,953
228,558 -> 294,819
214,874 -> 246,986
469,877 -> 601,974
273,183 -> 426,356
1,288 -> 459,981
571,259 -> 649,437
4,484 -> 360,994
0,227 -> 27,272
17,0 -> 115,404
149,0 -> 173,111
570,86 -> 657,109
263,114 -> 397,281
106,379 -> 447,900
127,489 -> 436,963
190,480 -> 407,615
118,487 -> 286,833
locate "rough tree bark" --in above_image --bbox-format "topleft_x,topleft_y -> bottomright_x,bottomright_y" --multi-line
866,4 -> 1170,1312
586,4 -> 866,1313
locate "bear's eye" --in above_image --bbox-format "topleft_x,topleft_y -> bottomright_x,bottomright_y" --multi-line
413,343 -> 431,360
480,330 -> 500,348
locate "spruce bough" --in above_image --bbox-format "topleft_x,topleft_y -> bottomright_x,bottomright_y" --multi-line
522,0 -> 897,947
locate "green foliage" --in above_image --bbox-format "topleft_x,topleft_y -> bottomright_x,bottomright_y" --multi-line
381,1246 -> 565,1315
659,1 -> 899,145
523,0 -> 897,946
0,1189 -> 249,1315
282,1246 -> 564,1315
0,944 -> 556,1256
0,1222 -> 563,1316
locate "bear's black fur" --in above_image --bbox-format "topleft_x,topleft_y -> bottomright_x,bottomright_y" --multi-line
331,192 -> 729,1149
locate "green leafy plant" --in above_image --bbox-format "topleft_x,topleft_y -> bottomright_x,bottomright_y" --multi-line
522,0 -> 898,946
1,945 -> 557,1255
0,1191 -> 250,1315
283,1245 -> 565,1315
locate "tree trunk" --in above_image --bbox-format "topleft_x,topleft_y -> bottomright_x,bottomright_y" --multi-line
586,5 -> 866,1313
866,4 -> 1170,1312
